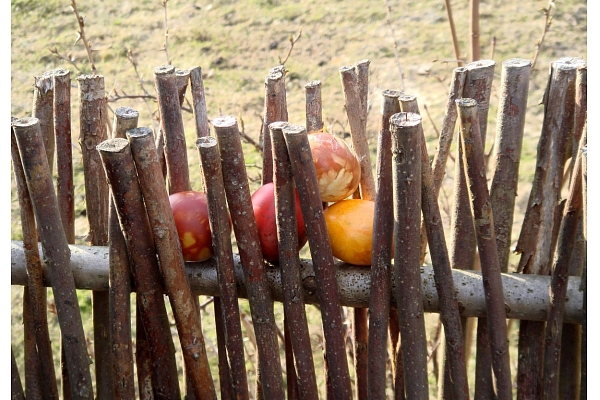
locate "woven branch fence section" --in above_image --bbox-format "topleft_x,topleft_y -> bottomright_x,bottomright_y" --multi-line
11,56 -> 586,400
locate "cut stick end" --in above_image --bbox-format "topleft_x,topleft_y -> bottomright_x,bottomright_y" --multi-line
154,64 -> 176,76
115,106 -> 139,120
390,112 -> 421,128
196,136 -> 218,148
455,98 -> 478,109
12,117 -> 39,129
210,115 -> 237,129
268,121 -> 290,132
126,127 -> 153,139
466,59 -> 496,70
503,58 -> 532,69
282,124 -> 306,136
97,138 -> 129,153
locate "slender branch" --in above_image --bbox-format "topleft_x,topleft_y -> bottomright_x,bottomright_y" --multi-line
279,29 -> 302,65
70,0 -> 96,75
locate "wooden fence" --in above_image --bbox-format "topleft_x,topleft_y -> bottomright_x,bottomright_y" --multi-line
11,56 -> 586,399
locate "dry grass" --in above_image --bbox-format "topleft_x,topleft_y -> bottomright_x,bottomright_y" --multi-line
10,0 -> 587,397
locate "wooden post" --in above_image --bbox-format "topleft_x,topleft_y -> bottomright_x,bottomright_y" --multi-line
283,124 -> 353,399
197,136 -> 250,400
32,69 -> 56,172
13,117 -> 94,400
261,65 -> 288,185
97,138 -> 181,399
211,116 -> 285,399
11,348 -> 25,400
305,80 -> 324,133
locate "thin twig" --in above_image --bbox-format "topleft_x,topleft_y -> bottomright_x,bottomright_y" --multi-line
382,0 -> 405,90
279,29 -> 302,65
162,0 -> 171,65
70,0 -> 96,74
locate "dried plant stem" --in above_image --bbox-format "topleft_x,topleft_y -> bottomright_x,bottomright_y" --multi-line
127,128 -> 216,400
390,112 -> 429,400
490,58 -> 532,272
270,121 -> 319,400
197,136 -> 250,400
367,90 -> 400,399
11,120 -> 59,400
213,298 -> 235,399
531,1 -> 555,71
70,0 -> 96,73
135,301 -> 155,400
305,80 -> 324,132
97,139 -> 181,399
443,0 -> 463,66
154,65 -> 190,194
542,130 -> 586,400
32,69 -> 55,172
457,98 -> 512,400
261,66 -> 288,185
283,124 -> 352,399
470,0 -> 480,61
13,117 -> 93,400
419,66 -> 467,264
212,116 -> 284,399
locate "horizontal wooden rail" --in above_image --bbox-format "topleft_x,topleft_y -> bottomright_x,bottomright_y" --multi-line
10,241 -> 583,324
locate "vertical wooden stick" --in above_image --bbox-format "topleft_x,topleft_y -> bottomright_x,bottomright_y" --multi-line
11,348 -> 25,400
489,58 -> 532,272
53,68 -> 75,244
197,135 -> 250,400
154,65 -> 191,194
127,127 -> 216,400
457,98 -> 512,400
211,116 -> 285,399
107,107 -> 138,400
271,121 -> 319,400
542,130 -> 586,400
367,89 -> 400,399
283,124 -> 353,399
97,138 -> 181,399
261,65 -> 288,185
77,74 -> 112,399
13,117 -> 94,400
32,69 -> 55,172
390,112 -> 429,400
305,80 -> 324,133
580,141 -> 587,400
11,120 -> 59,400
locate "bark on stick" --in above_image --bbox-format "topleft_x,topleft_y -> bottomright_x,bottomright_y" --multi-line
261,66 -> 288,185
457,98 -> 512,400
53,68 -> 75,244
12,117 -> 93,400
32,69 -> 55,172
211,116 -> 284,399
305,80 -> 324,133
197,136 -> 249,400
270,121 -> 319,400
390,112 -> 429,400
367,90 -> 400,399
11,348 -> 25,400
282,124 -> 353,399
490,58 -> 532,272
11,120 -> 59,400
97,138 -> 181,399
154,65 -> 191,194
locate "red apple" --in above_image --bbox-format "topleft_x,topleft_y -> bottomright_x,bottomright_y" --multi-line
251,182 -> 308,262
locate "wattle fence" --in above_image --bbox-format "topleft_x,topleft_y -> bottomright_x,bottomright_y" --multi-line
11,56 -> 586,399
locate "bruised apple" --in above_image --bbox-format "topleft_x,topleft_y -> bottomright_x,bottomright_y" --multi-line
251,182 -> 308,262
307,132 -> 361,202
169,190 -> 217,262
324,199 -> 375,266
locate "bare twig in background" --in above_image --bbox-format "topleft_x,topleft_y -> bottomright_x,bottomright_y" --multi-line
470,0 -> 480,61
48,47 -> 83,73
382,0 -> 405,90
443,0 -> 464,67
531,1 -> 556,70
70,0 -> 96,75
279,29 -> 302,65
162,0 -> 171,65
125,48 -> 159,129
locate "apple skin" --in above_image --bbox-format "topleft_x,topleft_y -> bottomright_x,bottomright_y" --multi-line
251,182 -> 308,262
169,190 -> 216,262
323,199 -> 375,266
307,132 -> 361,203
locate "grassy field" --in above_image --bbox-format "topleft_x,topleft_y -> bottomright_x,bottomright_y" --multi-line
10,0 -> 587,398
